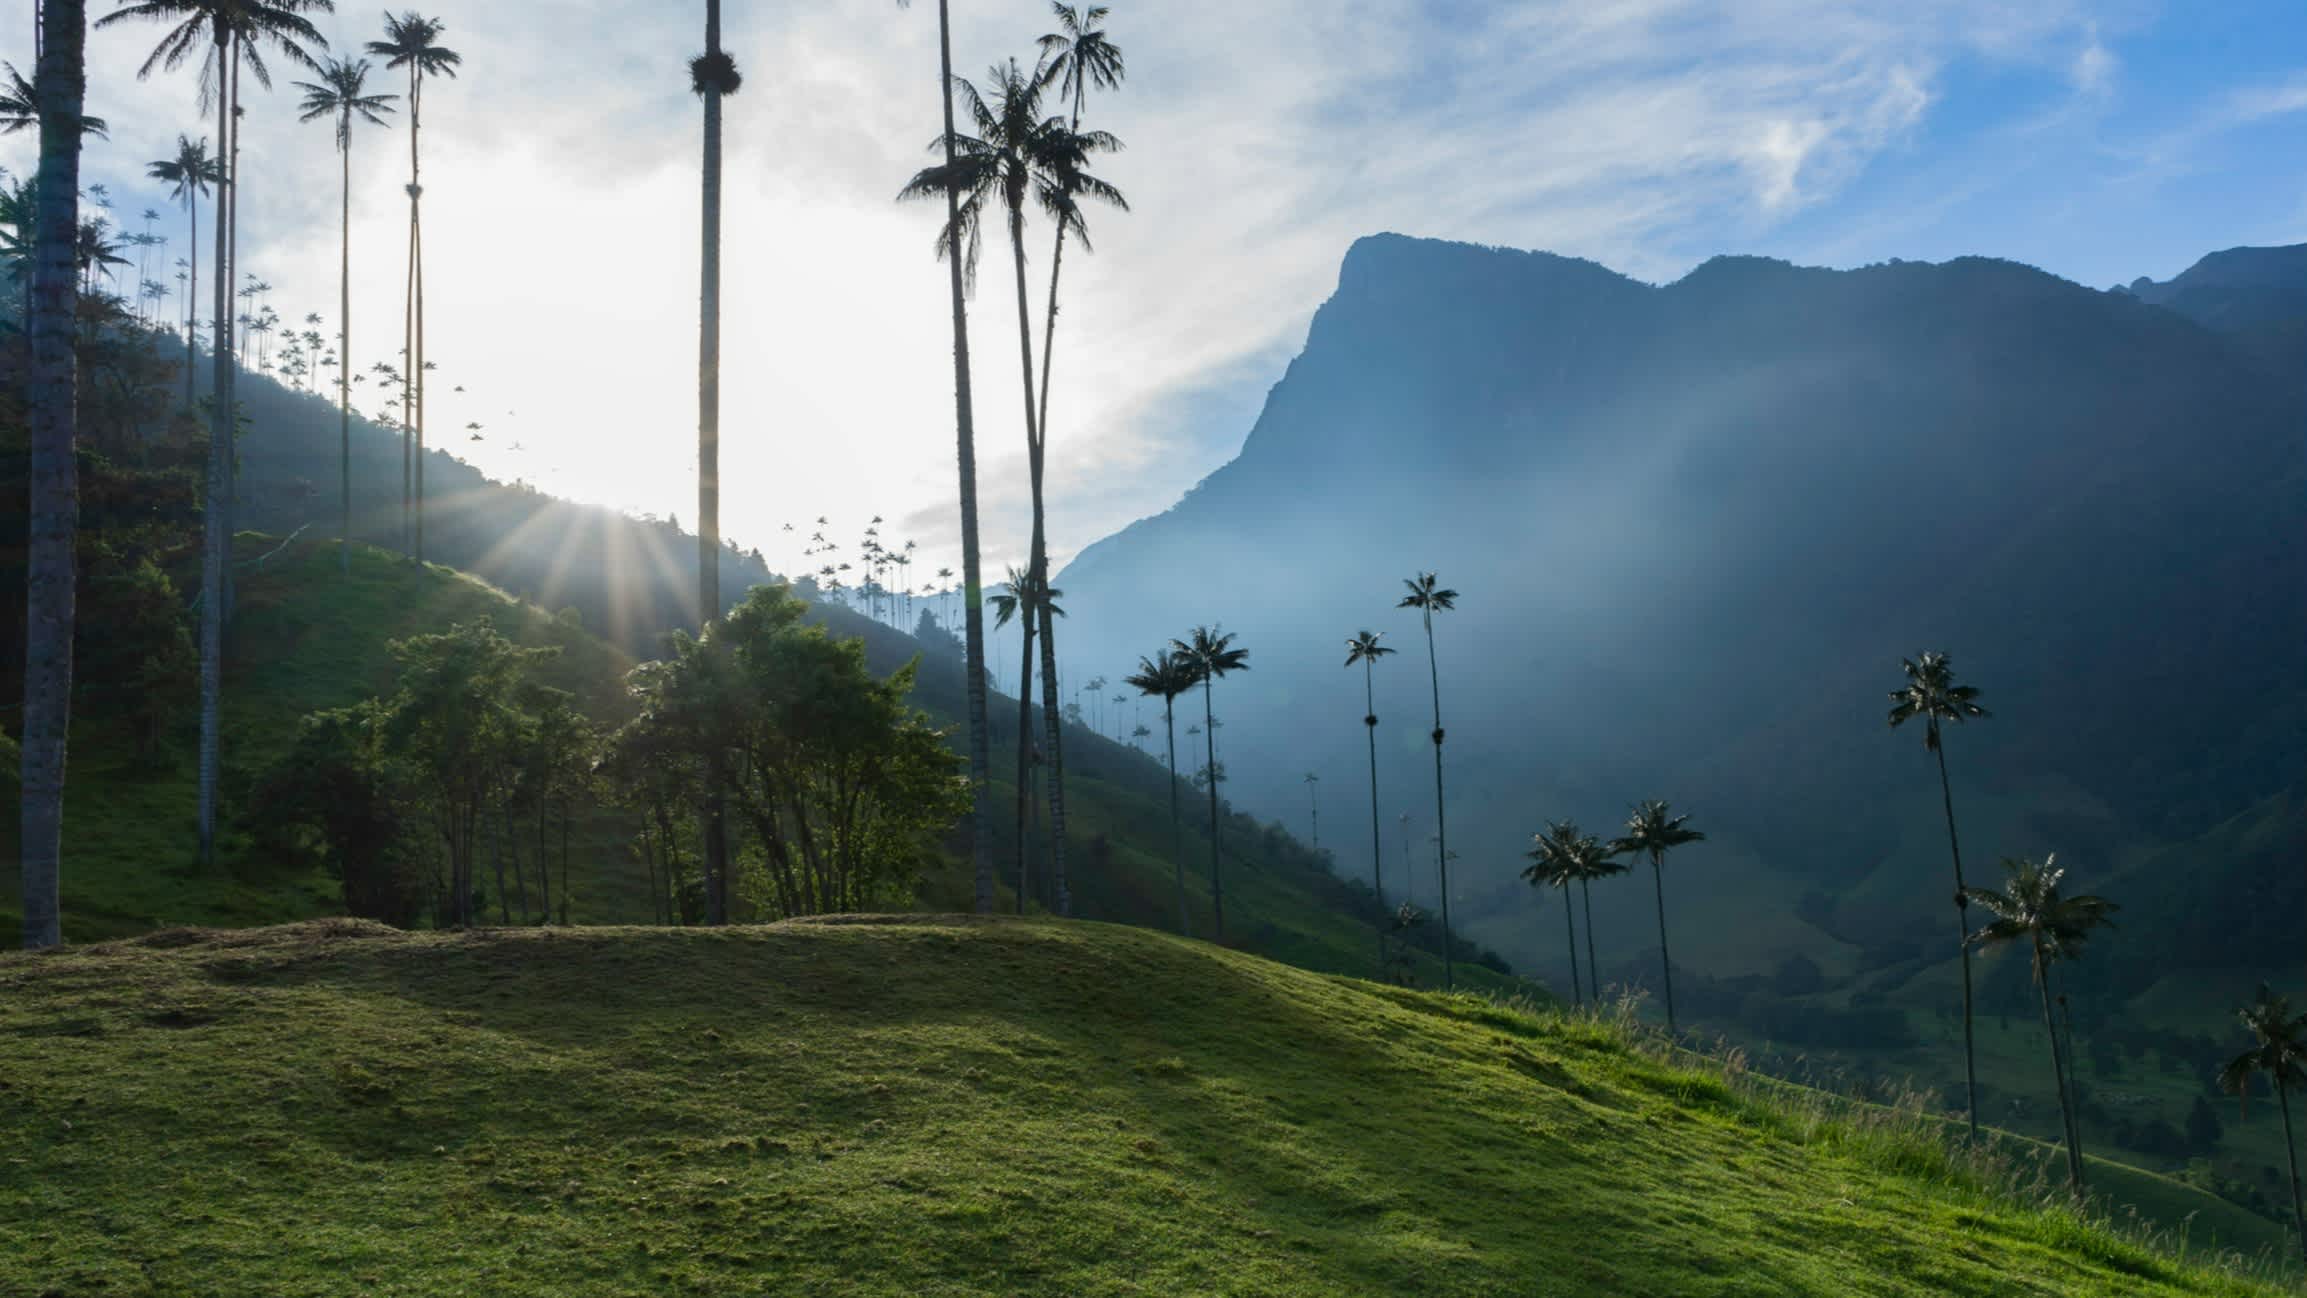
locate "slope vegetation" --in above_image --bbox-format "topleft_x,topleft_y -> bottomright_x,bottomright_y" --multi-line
0,918 -> 2283,1297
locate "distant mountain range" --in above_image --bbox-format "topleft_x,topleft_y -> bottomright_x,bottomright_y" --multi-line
1051,234 -> 2304,1005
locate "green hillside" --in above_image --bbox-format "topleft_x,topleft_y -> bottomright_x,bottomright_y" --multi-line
0,917 -> 2288,1297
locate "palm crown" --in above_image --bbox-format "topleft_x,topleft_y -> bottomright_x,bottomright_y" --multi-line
1887,651 -> 1988,750
1037,4 -> 1124,107
986,565 -> 1063,630
147,134 -> 222,204
1524,820 -> 1619,888
1397,572 -> 1458,619
2217,985 -> 2307,1116
1343,629 -> 1394,669
1124,649 -> 1200,703
2,61 -> 108,137
1964,855 -> 2116,982
99,0 -> 334,101
1171,626 -> 1248,681
365,11 -> 461,80
1612,799 -> 1704,863
294,57 -> 395,147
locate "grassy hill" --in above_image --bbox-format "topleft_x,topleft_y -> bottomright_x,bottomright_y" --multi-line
0,917 -> 2290,1296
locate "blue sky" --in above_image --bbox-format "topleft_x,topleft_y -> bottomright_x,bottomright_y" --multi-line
8,0 -> 2303,581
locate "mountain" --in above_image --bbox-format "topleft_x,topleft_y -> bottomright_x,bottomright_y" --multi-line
0,917 -> 2287,1294
2124,244 -> 2307,334
1051,233 -> 2304,1076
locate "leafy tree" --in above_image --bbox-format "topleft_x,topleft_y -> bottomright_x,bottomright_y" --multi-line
248,702 -> 424,926
293,56 -> 394,575
1888,650 -> 1990,1140
1126,647 -> 1201,934
365,9 -> 459,560
2185,1094 -> 2224,1149
1965,854 -> 2116,1195
1171,626 -> 1247,940
1611,800 -> 1705,1033
1398,572 -> 1458,988
17,0 -> 88,949
2216,985 -> 2307,1269
1343,629 -> 1395,966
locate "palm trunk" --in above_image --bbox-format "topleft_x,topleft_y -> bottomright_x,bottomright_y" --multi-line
698,0 -> 730,927
1651,851 -> 1676,1032
1936,739 -> 1981,1142
413,207 -> 426,563
1036,598 -> 1068,915
1005,204 -> 1068,920
1164,697 -> 1186,936
338,128 -> 352,573
221,49 -> 239,622
183,193 -> 196,410
1202,674 -> 1223,940
1580,876 -> 1600,1001
2278,1079 -> 2307,1274
932,0 -> 994,916
18,0 -> 85,950
1014,614 -> 1035,912
1562,885 -> 1582,1009
2035,946 -> 2085,1196
400,62 -> 419,558
1362,660 -> 1384,970
1423,613 -> 1452,991
195,31 -> 233,866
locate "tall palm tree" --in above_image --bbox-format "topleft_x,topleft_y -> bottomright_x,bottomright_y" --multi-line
1611,800 -> 1705,1033
1126,648 -> 1201,935
1524,820 -> 1597,1009
1343,629 -> 1395,966
1302,772 -> 1320,852
1030,2 -> 1121,442
294,58 -> 393,576
19,0 -> 90,950
101,0 -> 330,865
902,58 -> 1122,921
1170,626 -> 1247,940
151,136 -> 213,386
2217,985 -> 2307,1270
1888,650 -> 1990,1140
366,10 -> 457,562
1559,819 -> 1627,1000
688,1 -> 741,926
989,565 -> 1062,910
896,0 -> 993,913
1965,854 -> 2115,1196
1398,572 -> 1459,989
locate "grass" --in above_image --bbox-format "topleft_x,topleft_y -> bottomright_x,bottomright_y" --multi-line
0,917 -> 2291,1296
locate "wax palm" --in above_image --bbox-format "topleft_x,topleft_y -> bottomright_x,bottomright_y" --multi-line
1171,627 -> 1248,940
295,57 -> 393,576
74,218 -> 128,293
1344,629 -> 1396,967
988,565 -> 1063,911
1,61 -> 106,137
1965,855 -> 2115,1195
2217,986 -> 2307,1268
1398,572 -> 1460,988
1611,800 -> 1705,1033
366,10 -> 457,561
19,0 -> 89,948
146,136 -> 218,398
1888,649 -> 1990,1140
893,0 -> 994,914
1525,820 -> 1610,1009
1126,648 -> 1202,935
101,0 -> 330,866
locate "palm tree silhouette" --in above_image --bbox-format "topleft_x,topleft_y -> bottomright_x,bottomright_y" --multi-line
989,565 -> 1063,910
1126,648 -> 1200,934
894,0 -> 994,913
101,0 -> 328,866
1553,819 -> 1626,1002
294,57 -> 393,576
1398,572 -> 1459,988
0,58 -> 106,138
2217,985 -> 2307,1270
1523,821 -> 1591,1009
1610,800 -> 1705,1033
1888,650 -> 1990,1140
1343,629 -> 1395,966
1170,627 -> 1247,940
366,10 -> 459,561
1964,854 -> 2115,1196
18,0 -> 91,949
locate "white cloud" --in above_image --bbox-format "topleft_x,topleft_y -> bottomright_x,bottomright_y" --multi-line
8,0 -> 2119,585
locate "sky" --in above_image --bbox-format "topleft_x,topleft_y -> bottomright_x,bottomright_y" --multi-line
9,0 -> 2306,584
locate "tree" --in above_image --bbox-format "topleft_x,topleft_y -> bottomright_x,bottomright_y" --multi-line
902,57 -> 1122,922
18,0 -> 89,949
101,0 -> 330,866
1610,800 -> 1705,1033
0,59 -> 105,137
1170,626 -> 1247,940
2217,985 -> 2307,1270
1126,647 -> 1201,935
2184,1094 -> 2224,1150
895,0 -> 994,915
1398,572 -> 1459,989
1545,818 -> 1625,1003
1302,772 -> 1319,852
366,10 -> 459,561
247,702 -> 423,925
1343,629 -> 1395,967
1965,854 -> 2116,1196
1888,650 -> 1990,1141
294,57 -> 393,576
1523,821 -> 1592,1009
988,564 -> 1061,910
